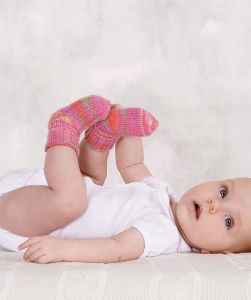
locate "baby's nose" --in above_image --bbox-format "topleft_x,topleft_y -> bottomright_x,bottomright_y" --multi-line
207,198 -> 220,214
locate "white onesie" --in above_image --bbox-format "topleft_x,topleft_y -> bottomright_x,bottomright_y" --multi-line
0,167 -> 191,257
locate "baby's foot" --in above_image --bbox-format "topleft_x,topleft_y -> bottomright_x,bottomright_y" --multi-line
85,105 -> 158,152
45,95 -> 111,154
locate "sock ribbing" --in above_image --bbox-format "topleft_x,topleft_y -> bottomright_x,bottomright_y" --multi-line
85,108 -> 158,152
45,95 -> 111,154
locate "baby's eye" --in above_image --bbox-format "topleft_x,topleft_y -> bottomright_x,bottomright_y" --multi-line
220,187 -> 228,198
225,215 -> 233,229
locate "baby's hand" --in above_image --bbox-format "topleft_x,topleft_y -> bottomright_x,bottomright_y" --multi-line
18,236 -> 67,264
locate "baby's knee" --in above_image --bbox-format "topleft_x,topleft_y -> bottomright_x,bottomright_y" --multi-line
56,191 -> 86,223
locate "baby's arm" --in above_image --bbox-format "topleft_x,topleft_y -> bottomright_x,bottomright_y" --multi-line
116,136 -> 152,183
18,228 -> 144,264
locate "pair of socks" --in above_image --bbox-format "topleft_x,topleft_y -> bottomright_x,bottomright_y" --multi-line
45,95 -> 158,154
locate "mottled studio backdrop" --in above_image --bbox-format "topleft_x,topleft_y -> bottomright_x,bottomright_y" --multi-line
0,0 -> 250,197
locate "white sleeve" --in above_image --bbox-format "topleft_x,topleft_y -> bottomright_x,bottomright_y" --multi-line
141,177 -> 180,203
126,213 -> 180,258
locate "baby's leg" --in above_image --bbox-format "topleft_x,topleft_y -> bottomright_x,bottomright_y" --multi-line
0,96 -> 110,236
84,104 -> 157,183
78,139 -> 109,186
0,147 -> 85,236
103,105 -> 154,183
78,104 -> 124,186
115,136 -> 152,183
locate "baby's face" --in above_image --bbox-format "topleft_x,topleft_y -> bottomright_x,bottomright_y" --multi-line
172,178 -> 251,253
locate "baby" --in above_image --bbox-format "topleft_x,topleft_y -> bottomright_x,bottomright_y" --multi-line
0,95 -> 250,264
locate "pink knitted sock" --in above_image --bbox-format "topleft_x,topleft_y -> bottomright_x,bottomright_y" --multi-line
85,108 -> 158,152
45,95 -> 111,154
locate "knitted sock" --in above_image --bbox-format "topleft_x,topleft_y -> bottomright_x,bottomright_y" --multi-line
85,108 -> 158,152
45,95 -> 111,154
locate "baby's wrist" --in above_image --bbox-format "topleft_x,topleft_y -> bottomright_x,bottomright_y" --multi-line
61,239 -> 70,261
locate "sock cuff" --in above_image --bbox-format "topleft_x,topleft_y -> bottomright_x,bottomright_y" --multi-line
85,127 -> 118,152
44,95 -> 112,154
45,128 -> 80,155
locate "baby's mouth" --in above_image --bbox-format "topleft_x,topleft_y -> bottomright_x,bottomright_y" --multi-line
194,202 -> 202,219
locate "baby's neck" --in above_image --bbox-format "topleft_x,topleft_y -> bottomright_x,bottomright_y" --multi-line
170,201 -> 194,249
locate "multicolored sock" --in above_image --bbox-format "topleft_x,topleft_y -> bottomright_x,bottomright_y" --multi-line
85,108 -> 158,152
45,95 -> 111,154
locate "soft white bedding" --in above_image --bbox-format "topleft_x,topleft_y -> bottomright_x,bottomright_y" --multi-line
1,246 -> 251,299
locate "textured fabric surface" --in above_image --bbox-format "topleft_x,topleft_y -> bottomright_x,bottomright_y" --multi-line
1,246 -> 251,300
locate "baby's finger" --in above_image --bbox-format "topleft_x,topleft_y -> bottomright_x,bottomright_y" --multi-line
18,236 -> 41,251
27,248 -> 45,263
35,255 -> 50,264
22,243 -> 41,261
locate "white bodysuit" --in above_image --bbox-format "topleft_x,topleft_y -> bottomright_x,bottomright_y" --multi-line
0,167 -> 191,257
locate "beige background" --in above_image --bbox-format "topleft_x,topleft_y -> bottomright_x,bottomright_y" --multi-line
0,1 -> 250,197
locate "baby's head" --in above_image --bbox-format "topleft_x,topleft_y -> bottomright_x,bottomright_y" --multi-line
171,178 -> 251,254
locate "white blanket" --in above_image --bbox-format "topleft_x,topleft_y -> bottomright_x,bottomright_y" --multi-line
1,246 -> 251,299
